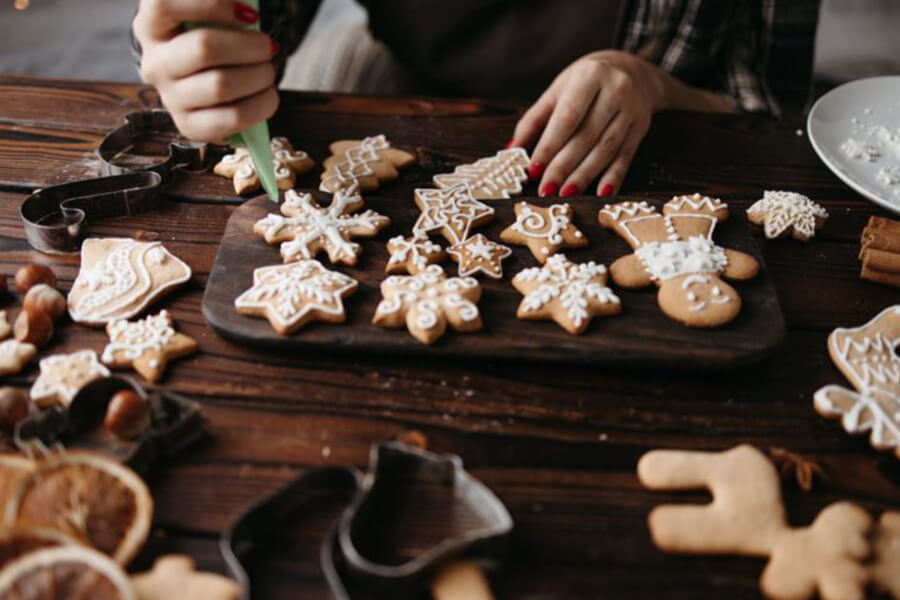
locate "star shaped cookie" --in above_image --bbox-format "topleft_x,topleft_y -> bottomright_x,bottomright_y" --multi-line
0,339 -> 37,377
133,555 -> 241,600
413,184 -> 495,245
746,190 -> 828,241
385,234 -> 445,275
254,188 -> 390,266
214,137 -> 315,195
500,202 -> 588,263
512,254 -> 621,334
447,234 -> 512,279
30,350 -> 110,408
101,310 -> 197,383
235,260 -> 359,335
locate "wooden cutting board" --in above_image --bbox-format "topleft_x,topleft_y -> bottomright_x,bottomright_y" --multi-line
202,193 -> 785,369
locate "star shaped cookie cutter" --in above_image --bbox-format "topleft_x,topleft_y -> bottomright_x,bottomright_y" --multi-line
221,441 -> 513,600
20,110 -> 211,254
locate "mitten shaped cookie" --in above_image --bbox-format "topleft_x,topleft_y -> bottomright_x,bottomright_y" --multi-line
598,195 -> 758,327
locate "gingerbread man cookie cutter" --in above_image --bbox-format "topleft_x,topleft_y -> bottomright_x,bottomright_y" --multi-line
222,441 -> 513,600
14,375 -> 205,476
20,110 -> 211,254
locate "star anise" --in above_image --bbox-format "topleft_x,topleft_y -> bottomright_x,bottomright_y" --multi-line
769,447 -> 827,492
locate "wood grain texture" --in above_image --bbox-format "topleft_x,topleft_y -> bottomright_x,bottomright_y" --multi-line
0,75 -> 898,599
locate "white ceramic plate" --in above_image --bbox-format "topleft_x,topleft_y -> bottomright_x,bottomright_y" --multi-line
807,76 -> 900,215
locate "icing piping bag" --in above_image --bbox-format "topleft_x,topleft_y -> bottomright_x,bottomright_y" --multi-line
189,0 -> 279,202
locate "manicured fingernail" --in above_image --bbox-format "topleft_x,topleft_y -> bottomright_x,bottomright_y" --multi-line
539,181 -> 559,197
505,138 -> 515,150
270,39 -> 280,57
560,183 -> 579,198
600,183 -> 615,197
234,2 -> 259,23
529,162 -> 544,180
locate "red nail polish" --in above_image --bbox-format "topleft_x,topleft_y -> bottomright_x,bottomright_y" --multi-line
528,162 -> 544,181
505,138 -> 515,150
600,183 -> 615,198
540,181 -> 559,197
270,39 -> 280,57
560,183 -> 579,198
234,2 -> 259,24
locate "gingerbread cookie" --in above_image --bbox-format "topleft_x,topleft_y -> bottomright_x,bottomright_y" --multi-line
872,512 -> 900,599
447,234 -> 511,279
67,238 -> 192,327
320,135 -> 415,194
214,137 -> 315,195
413,184 -> 495,245
101,310 -> 197,383
0,311 -> 9,340
511,254 -> 620,335
254,187 -> 390,266
133,555 -> 241,600
385,234 -> 445,275
746,190 -> 828,241
433,148 -> 530,200
813,305 -> 900,459
598,196 -> 759,328
235,260 -> 358,335
30,350 -> 110,408
372,265 -> 482,345
0,340 -> 37,377
638,445 -> 872,600
500,202 -> 587,263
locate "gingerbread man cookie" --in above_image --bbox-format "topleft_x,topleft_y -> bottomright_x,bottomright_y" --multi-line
0,340 -> 37,377
235,260 -> 358,335
30,350 -> 110,408
747,191 -> 828,241
372,265 -> 482,345
813,305 -> 900,459
433,148 -> 530,200
320,135 -> 415,194
101,310 -> 197,383
132,555 -> 241,600
598,196 -> 759,328
447,234 -> 511,279
413,184 -> 495,245
254,187 -> 390,266
500,202 -> 588,263
872,512 -> 900,599
638,445 -> 872,600
214,137 -> 315,195
385,234 -> 445,275
67,238 -> 192,327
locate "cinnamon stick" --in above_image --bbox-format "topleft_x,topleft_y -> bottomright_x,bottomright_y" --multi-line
860,216 -> 900,256
861,247 -> 900,273
861,265 -> 900,288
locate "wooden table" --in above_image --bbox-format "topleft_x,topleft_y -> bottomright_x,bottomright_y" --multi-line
0,75 -> 897,599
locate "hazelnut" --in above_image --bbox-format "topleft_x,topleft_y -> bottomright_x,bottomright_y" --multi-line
23,284 -> 67,321
13,310 -> 53,348
0,387 -> 29,434
14,264 -> 57,295
105,390 -> 151,440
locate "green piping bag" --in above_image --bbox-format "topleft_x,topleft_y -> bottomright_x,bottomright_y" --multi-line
189,0 -> 278,202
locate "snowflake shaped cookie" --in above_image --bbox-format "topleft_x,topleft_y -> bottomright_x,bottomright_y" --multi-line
512,254 -> 620,335
814,305 -> 900,459
385,234 -> 445,275
433,148 -> 530,200
30,350 -> 111,408
500,201 -> 588,263
413,184 -> 495,245
747,190 -> 828,241
254,188 -> 391,266
447,233 -> 512,279
372,264 -> 482,345
0,340 -> 37,377
235,260 -> 358,335
102,310 -> 197,383
214,137 -> 315,195
320,135 -> 415,194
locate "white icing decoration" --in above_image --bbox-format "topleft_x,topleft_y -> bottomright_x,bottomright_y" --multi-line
374,264 -> 481,332
599,201 -> 654,220
433,148 -> 530,200
511,202 -> 571,245
446,234 -> 511,279
30,350 -> 110,407
101,310 -> 175,364
412,183 -> 494,244
746,190 -> 828,240
386,234 -> 443,273
635,236 -> 728,282
666,193 -> 727,213
320,135 -> 390,193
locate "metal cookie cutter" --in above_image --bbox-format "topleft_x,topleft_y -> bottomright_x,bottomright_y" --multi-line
14,375 -> 206,476
19,110 -> 210,254
222,441 -> 514,600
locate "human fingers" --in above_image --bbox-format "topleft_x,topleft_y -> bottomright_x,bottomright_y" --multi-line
595,118 -> 649,197
173,85 -> 279,141
166,62 -> 276,111
556,112 -> 633,197
141,27 -> 274,82
134,0 -> 259,42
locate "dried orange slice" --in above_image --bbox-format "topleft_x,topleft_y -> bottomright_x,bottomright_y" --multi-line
0,455 -> 34,511
0,525 -> 80,569
0,545 -> 136,600
3,451 -> 152,565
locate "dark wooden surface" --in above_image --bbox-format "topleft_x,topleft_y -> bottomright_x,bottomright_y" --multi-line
204,195 -> 784,368
1,75 -> 899,599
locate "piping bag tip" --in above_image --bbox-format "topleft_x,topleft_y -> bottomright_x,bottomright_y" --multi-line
229,122 -> 278,203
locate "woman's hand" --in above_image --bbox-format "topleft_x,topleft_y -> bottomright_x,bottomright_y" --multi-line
133,0 -> 279,142
512,50 -> 731,197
